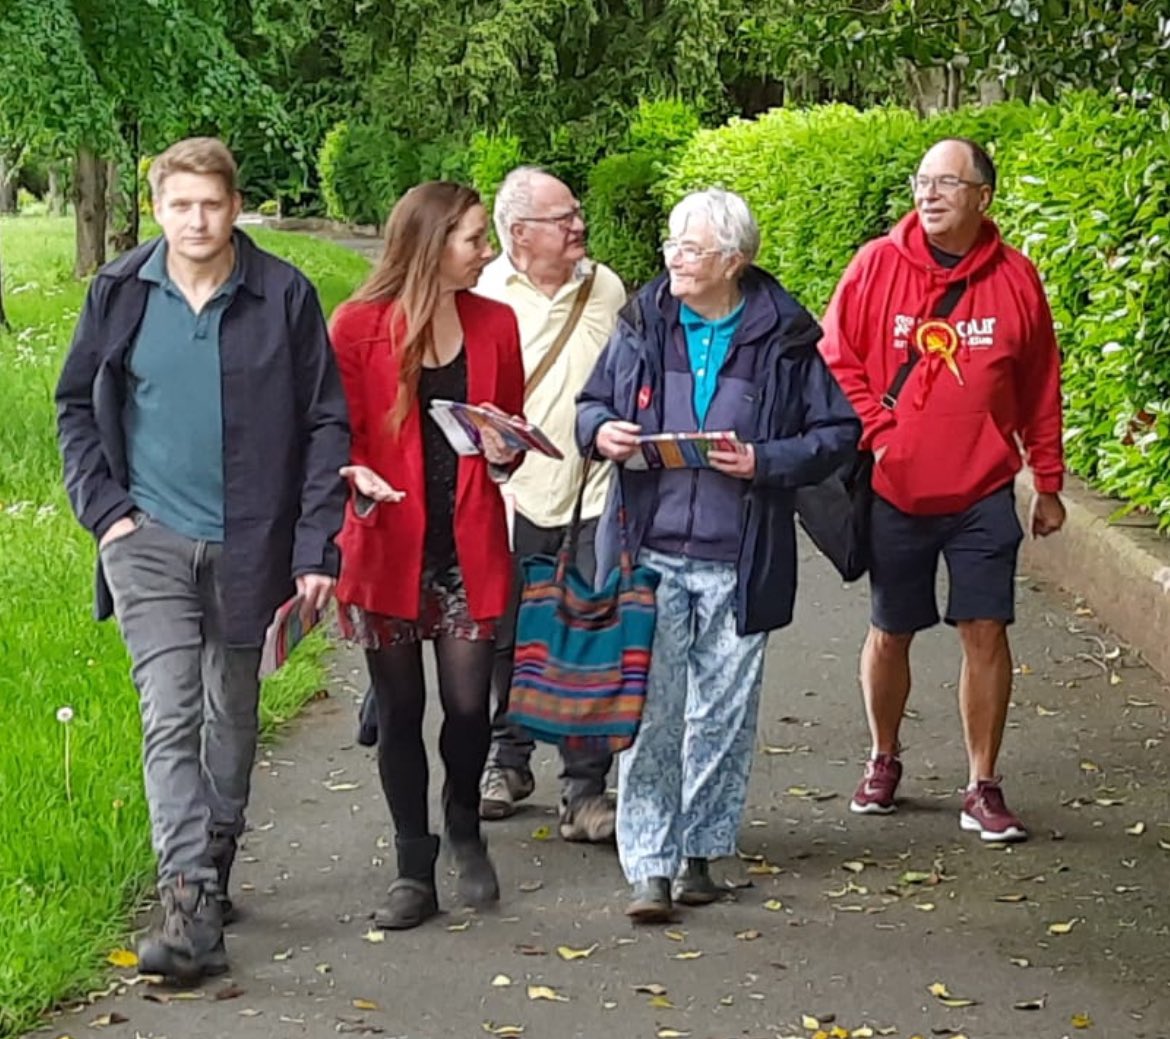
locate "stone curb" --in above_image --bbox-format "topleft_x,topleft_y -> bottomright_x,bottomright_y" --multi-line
1015,471 -> 1170,682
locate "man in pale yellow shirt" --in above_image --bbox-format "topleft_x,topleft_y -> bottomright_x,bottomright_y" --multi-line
476,166 -> 627,841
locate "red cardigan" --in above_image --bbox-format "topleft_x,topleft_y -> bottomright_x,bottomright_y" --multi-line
329,291 -> 525,621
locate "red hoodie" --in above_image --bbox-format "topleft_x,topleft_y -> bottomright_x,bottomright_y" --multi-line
820,211 -> 1064,516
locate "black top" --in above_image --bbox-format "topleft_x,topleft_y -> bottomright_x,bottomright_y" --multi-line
418,348 -> 467,570
929,242 -> 964,269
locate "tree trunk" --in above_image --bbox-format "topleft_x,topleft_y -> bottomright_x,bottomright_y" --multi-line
0,224 -> 9,330
73,147 -> 108,277
0,156 -> 17,214
48,164 -> 66,216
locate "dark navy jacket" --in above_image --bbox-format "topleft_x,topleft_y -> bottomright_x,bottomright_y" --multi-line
576,267 -> 860,636
55,231 -> 350,646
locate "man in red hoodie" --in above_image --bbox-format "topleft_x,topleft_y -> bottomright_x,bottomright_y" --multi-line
820,138 -> 1066,842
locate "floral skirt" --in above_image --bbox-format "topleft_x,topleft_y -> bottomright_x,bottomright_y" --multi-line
338,564 -> 497,649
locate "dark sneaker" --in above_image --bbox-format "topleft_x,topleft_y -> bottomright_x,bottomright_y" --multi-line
849,753 -> 902,814
137,881 -> 228,982
960,779 -> 1028,842
479,766 -> 535,820
672,857 -> 722,906
625,876 -> 673,923
559,794 -> 616,842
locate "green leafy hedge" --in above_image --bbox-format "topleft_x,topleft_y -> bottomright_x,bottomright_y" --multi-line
661,94 -> 1170,527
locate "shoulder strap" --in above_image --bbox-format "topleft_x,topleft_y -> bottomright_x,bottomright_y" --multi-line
881,277 -> 968,409
524,271 -> 595,401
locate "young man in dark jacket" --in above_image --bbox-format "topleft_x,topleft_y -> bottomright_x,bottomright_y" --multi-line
55,137 -> 349,979
576,188 -> 859,920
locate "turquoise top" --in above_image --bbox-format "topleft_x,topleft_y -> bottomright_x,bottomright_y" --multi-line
123,240 -> 240,542
680,299 -> 746,427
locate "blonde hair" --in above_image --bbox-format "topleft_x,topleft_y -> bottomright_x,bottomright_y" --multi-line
148,137 -> 238,199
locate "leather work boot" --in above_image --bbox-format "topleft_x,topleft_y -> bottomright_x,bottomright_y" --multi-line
208,831 -> 239,924
672,857 -> 723,906
446,796 -> 500,908
137,880 -> 228,982
625,876 -> 673,923
374,834 -> 441,930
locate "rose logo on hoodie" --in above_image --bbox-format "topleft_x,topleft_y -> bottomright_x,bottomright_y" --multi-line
914,319 -> 964,386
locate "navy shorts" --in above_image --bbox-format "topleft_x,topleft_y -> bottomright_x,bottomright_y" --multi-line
869,484 -> 1024,634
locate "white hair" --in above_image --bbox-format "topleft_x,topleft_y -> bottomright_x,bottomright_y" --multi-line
493,165 -> 548,253
668,188 -> 760,263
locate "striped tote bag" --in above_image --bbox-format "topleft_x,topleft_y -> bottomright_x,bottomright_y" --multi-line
506,467 -> 659,753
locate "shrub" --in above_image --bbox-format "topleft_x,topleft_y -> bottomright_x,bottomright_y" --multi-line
659,93 -> 1170,526
257,199 -> 280,217
584,99 -> 703,286
318,120 -> 413,226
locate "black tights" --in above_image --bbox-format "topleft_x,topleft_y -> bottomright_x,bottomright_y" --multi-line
366,637 -> 495,840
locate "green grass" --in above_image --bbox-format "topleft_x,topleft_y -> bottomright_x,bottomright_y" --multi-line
0,216 -> 368,1038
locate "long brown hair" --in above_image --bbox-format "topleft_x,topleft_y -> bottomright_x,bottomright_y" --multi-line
352,181 -> 482,433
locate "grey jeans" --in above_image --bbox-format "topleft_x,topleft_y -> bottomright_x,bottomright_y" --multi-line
101,513 -> 262,887
488,513 -> 612,804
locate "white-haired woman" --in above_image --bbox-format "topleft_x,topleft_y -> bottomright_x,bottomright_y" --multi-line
576,189 -> 860,921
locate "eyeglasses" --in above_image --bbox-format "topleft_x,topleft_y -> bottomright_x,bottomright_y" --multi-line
909,174 -> 986,194
661,240 -> 722,263
517,205 -> 583,230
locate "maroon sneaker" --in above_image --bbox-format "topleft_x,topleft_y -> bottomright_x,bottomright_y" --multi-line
960,779 -> 1028,842
849,753 -> 902,814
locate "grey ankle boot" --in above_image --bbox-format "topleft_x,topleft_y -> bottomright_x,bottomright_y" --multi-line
445,799 -> 500,908
137,880 -> 228,981
374,834 -> 440,930
208,832 -> 238,924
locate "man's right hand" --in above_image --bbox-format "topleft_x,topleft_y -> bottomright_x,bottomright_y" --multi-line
99,516 -> 138,549
596,420 -> 642,462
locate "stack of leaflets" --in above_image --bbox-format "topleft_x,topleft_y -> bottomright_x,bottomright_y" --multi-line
259,595 -> 324,680
625,430 -> 744,471
428,399 -> 563,459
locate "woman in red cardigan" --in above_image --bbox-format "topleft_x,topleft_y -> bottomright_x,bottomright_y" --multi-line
330,182 -> 525,930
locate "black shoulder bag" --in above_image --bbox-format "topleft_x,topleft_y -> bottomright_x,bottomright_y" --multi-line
795,278 -> 968,581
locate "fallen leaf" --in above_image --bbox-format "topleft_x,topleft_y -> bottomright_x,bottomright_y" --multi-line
1035,704 -> 1059,716
515,944 -> 546,956
90,1012 -> 129,1027
106,949 -> 138,969
673,950 -> 703,960
491,974 -> 512,988
899,870 -> 934,885
279,1015 -> 306,1025
736,929 -> 761,941
602,1000 -> 617,1009
1013,995 -> 1047,1010
325,781 -> 361,791
214,984 -> 246,1001
851,1029 -> 875,1038
656,1030 -> 690,1038
362,929 -> 386,943
527,984 -> 569,1002
915,902 -> 936,912
763,899 -> 784,911
1109,671 -> 1122,686
928,981 -> 979,1007
1071,1012 -> 1093,1029
1094,797 -> 1126,806
517,880 -> 543,892
633,983 -> 668,995
747,861 -> 782,875
557,943 -> 598,961
648,994 -> 675,1009
996,893 -> 1027,903
448,920 -> 471,932
1047,918 -> 1079,935
664,929 -> 686,941
315,963 -> 332,975
239,1008 -> 262,1017
272,948 -> 294,962
1160,840 -> 1170,851
764,744 -> 796,754
352,999 -> 380,1011
829,1029 -> 849,1039
530,825 -> 552,840
1009,957 -> 1031,967
842,861 -> 866,873
482,1024 -> 524,1037
1125,822 -> 1146,836
802,1014 -> 821,1029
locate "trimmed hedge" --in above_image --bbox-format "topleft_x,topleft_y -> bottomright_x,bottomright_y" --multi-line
661,94 -> 1170,527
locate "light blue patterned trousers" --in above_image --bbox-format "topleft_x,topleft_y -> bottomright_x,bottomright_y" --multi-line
616,548 -> 767,883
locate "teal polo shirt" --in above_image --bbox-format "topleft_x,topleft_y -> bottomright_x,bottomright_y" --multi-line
123,241 -> 240,542
680,299 -> 746,427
